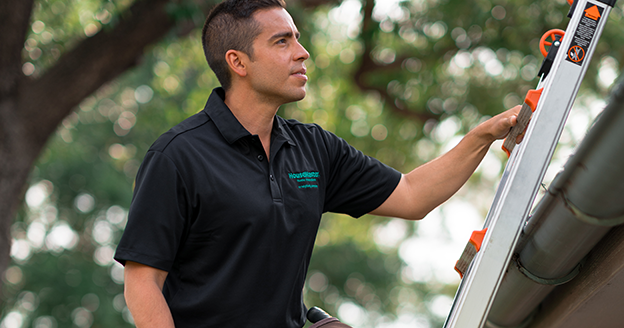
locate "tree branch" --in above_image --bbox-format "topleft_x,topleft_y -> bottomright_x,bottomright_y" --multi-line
16,0 -> 344,148
354,0 -> 439,123
293,0 -> 341,8
18,0 -> 187,146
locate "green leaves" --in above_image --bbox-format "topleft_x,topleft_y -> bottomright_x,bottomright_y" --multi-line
5,0 -> 623,327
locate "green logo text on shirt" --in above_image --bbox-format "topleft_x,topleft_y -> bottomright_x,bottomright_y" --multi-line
288,171 -> 320,189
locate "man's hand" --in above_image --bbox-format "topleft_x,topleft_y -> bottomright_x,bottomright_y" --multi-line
474,105 -> 522,142
371,106 -> 522,220
124,261 -> 175,328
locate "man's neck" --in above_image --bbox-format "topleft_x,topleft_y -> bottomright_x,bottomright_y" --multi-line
223,87 -> 279,157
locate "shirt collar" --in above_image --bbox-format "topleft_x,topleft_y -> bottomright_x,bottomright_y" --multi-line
272,116 -> 296,147
203,88 -> 296,147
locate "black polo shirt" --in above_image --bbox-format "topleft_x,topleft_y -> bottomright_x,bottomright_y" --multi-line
114,88 -> 401,327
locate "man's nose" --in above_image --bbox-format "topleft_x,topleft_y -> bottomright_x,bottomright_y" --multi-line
295,41 -> 310,61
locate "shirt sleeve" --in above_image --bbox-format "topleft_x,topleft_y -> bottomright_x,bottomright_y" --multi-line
114,150 -> 190,272
321,130 -> 402,218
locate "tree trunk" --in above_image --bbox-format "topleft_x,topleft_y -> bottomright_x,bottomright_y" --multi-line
0,0 -> 180,285
0,0 -> 37,283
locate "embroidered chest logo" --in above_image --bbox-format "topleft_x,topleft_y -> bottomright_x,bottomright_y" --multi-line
288,171 -> 320,189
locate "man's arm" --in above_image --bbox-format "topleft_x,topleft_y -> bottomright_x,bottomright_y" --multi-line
371,106 -> 522,220
124,261 -> 175,328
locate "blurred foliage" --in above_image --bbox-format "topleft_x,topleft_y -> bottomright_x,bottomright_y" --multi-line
4,0 -> 624,327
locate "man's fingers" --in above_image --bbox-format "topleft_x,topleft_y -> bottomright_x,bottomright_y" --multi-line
516,132 -> 525,144
491,105 -> 524,141
507,105 -> 522,128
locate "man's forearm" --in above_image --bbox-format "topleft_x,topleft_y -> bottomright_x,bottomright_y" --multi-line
124,261 -> 175,328
402,127 -> 494,217
126,282 -> 175,327
371,106 -> 520,219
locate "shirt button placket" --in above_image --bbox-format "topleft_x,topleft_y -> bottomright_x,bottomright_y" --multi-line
269,170 -> 282,201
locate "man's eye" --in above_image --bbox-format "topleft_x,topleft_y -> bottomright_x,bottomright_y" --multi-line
277,39 -> 286,44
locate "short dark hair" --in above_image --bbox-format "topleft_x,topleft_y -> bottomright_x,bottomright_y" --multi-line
202,0 -> 287,90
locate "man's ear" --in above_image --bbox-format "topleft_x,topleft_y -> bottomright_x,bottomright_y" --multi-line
225,50 -> 248,78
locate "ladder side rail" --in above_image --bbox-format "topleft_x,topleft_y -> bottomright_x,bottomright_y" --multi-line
445,45 -> 566,327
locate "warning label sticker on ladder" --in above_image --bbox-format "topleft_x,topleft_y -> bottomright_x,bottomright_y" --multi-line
566,2 -> 604,66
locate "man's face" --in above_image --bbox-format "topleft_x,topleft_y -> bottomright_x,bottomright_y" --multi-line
245,8 -> 310,105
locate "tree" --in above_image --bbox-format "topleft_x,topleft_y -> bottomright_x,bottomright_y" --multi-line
0,0 -> 341,287
1,0 -> 622,326
1,0 -> 197,283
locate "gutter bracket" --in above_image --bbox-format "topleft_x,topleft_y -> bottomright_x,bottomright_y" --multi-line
515,254 -> 582,286
485,308 -> 537,328
562,194 -> 624,227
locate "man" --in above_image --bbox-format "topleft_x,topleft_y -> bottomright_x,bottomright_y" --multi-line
114,0 -> 521,327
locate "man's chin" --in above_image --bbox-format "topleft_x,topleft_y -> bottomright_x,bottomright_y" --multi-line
284,90 -> 306,104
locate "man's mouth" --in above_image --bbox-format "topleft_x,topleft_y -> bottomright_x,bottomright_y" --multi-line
292,67 -> 307,79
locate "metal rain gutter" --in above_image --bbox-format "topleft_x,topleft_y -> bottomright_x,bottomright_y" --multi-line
485,75 -> 624,328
